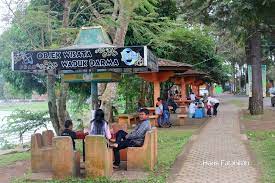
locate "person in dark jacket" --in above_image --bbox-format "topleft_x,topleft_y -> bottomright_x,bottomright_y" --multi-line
61,120 -> 77,150
167,94 -> 178,113
112,108 -> 151,168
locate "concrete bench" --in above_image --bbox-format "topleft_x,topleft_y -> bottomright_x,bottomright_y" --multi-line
31,130 -> 54,173
127,127 -> 157,171
52,136 -> 80,179
174,114 -> 188,126
85,135 -> 113,178
118,114 -> 139,127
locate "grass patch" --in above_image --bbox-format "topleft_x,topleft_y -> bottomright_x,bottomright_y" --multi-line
228,99 -> 247,108
0,102 -> 48,112
0,152 -> 30,167
247,131 -> 275,183
13,129 -> 193,183
241,112 -> 264,121
241,109 -> 275,122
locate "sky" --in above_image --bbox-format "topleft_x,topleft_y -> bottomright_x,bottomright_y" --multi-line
0,0 -> 21,35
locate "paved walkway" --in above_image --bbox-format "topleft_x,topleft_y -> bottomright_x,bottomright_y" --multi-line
170,101 -> 259,183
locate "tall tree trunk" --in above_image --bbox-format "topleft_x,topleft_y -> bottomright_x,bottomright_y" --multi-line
47,0 -> 71,134
56,0 -> 71,132
62,0 -> 70,28
100,2 -> 132,122
57,75 -> 70,133
47,73 -> 60,134
250,30 -> 263,115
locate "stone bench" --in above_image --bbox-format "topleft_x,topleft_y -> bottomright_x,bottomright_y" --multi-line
52,136 -> 80,179
127,127 -> 157,171
31,130 -> 54,173
118,114 -> 139,127
85,135 -> 113,178
174,114 -> 188,126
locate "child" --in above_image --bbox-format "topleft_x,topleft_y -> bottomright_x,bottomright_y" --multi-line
206,102 -> 212,117
61,120 -> 77,150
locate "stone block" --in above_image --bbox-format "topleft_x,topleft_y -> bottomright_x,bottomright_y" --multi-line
52,136 -> 80,179
31,130 -> 54,173
127,128 -> 157,171
85,135 -> 112,178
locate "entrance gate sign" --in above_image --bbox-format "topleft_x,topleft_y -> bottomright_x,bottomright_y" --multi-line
11,46 -> 158,73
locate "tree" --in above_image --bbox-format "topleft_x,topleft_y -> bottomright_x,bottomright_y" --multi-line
150,27 -> 230,84
178,0 -> 275,115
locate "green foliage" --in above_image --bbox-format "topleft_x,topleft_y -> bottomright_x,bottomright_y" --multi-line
117,74 -> 144,113
0,152 -> 30,167
156,0 -> 178,20
151,27 -> 230,83
0,110 -> 50,144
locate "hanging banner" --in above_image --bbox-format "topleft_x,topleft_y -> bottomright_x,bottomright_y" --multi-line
247,65 -> 266,97
11,46 -> 158,73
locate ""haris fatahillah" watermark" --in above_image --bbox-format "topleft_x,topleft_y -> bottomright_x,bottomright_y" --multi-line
202,160 -> 250,167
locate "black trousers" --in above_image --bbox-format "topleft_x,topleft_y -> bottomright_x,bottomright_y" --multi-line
113,130 -> 136,166
213,103 -> 220,116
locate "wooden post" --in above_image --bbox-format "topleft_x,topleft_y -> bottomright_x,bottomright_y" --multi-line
154,81 -> 160,106
91,82 -> 99,110
196,85 -> 200,96
181,78 -> 186,100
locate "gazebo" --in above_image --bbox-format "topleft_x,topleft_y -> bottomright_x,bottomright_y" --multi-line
137,58 -> 192,105
170,69 -> 207,100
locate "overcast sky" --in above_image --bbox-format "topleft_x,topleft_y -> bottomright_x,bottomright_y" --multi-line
0,0 -> 21,35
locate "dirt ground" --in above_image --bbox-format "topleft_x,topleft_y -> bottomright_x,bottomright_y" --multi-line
0,160 -> 30,183
240,109 -> 275,131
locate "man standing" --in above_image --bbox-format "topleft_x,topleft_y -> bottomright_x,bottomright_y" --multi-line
207,96 -> 220,116
112,108 -> 151,168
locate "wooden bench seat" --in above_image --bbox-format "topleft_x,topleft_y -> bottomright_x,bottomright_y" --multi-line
174,114 -> 188,126
118,113 -> 139,127
178,105 -> 187,114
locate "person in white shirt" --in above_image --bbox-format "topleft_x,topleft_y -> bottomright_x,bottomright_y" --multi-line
207,96 -> 220,116
190,92 -> 196,101
188,102 -> 197,118
155,101 -> 163,127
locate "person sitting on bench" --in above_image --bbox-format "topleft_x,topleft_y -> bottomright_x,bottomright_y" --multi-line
89,109 -> 111,140
112,108 -> 151,169
61,120 -> 77,150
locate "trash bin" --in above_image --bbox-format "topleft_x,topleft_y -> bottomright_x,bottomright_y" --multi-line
194,108 -> 204,119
